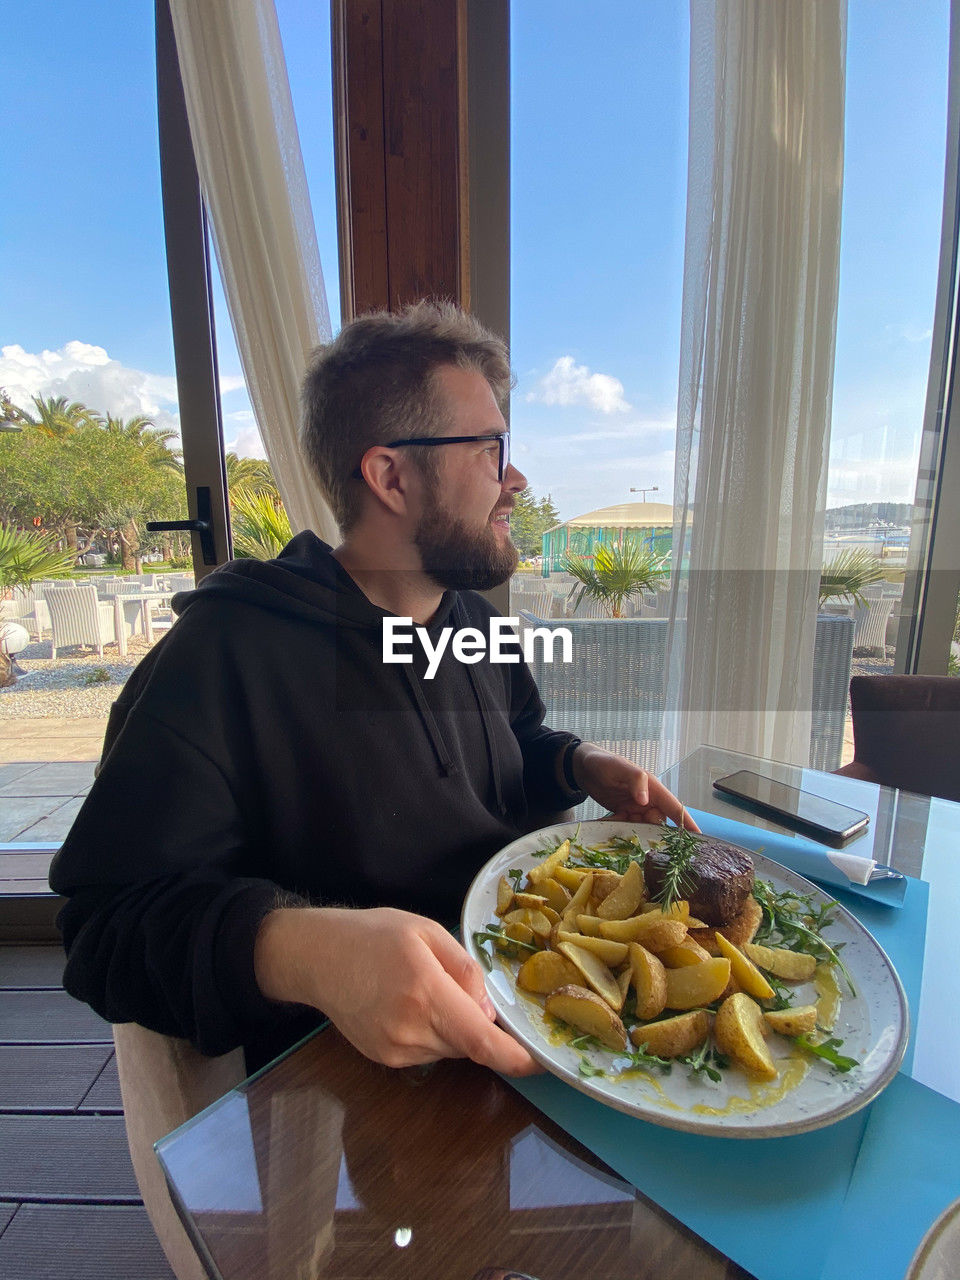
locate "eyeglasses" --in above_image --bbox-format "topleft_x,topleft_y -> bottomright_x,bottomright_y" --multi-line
380,432 -> 511,482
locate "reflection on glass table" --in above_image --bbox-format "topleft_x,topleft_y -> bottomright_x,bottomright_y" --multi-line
156,1028 -> 745,1280
660,743 -> 932,877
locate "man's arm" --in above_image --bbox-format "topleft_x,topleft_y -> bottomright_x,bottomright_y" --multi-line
253,906 -> 539,1074
53,705 -> 538,1074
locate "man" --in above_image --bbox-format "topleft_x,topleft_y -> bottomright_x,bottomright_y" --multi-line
50,302 -> 693,1076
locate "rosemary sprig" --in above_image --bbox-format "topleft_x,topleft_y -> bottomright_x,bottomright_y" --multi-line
651,811 -> 701,913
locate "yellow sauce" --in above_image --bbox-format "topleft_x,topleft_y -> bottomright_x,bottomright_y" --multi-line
690,1056 -> 809,1117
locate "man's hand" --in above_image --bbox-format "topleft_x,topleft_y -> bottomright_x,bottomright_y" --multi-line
254,905 -> 540,1076
570,742 -> 701,830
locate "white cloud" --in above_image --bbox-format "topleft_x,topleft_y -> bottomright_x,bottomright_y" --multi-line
0,341 -> 181,439
225,424 -> 268,459
884,322 -> 933,345
526,356 -> 631,413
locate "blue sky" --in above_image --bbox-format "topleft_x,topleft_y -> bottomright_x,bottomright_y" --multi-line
1,1 -> 949,522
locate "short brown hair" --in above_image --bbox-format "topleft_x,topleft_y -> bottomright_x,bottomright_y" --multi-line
300,300 -> 513,533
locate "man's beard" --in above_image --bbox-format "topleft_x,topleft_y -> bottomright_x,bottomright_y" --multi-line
414,499 -> 519,591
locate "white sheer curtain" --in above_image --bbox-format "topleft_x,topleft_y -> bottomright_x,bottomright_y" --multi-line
664,0 -> 847,767
168,0 -> 338,543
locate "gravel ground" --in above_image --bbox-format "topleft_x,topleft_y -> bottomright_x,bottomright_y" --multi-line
0,638 -> 153,719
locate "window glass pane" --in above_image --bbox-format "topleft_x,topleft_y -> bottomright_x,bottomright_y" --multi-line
509,0 -> 688,629
1,3 -> 191,831
510,1 -> 951,771
827,0 -> 949,753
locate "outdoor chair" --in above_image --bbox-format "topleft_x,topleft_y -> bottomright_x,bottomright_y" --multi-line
835,674 -> 960,802
45,583 -> 118,658
1,585 -> 43,641
851,595 -> 897,655
113,1023 -> 245,1280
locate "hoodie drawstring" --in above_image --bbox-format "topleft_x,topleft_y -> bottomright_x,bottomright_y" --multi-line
400,664 -> 458,777
456,601 -> 508,818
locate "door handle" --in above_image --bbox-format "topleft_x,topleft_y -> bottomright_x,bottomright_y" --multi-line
147,486 -> 217,564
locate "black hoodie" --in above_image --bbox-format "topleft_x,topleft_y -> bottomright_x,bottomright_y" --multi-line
49,533 -> 578,1068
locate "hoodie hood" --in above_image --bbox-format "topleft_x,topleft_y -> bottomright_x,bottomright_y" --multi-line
173,530 -> 462,632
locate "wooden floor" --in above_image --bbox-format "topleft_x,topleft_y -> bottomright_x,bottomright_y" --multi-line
0,942 -> 176,1278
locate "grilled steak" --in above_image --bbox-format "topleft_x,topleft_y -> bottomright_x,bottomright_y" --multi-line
644,838 -> 754,926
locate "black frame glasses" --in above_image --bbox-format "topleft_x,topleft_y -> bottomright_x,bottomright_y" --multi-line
380,432 -> 511,482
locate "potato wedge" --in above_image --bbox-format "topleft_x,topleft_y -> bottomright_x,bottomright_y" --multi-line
561,870 -> 594,927
715,993 -> 777,1079
763,1005 -> 818,1037
630,1009 -> 711,1058
575,914 -> 603,937
597,860 -> 645,920
514,891 -> 549,911
658,940 -> 713,967
526,839 -> 570,886
545,984 -> 627,1051
554,863 -> 591,891
556,941 -> 623,1010
616,966 -> 632,1004
713,933 -> 775,1000
502,906 -> 554,939
500,921 -> 535,948
590,869 -> 624,904
516,949 -> 582,995
597,914 -> 688,952
629,942 -> 668,1020
539,877 -> 572,913
496,876 -> 515,917
743,942 -> 817,982
557,930 -> 629,966
663,957 -> 731,1010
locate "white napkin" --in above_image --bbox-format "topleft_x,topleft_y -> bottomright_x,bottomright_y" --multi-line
826,851 -> 877,886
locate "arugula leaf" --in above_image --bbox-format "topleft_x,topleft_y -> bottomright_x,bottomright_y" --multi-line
752,879 -> 857,996
570,1032 -> 604,1052
471,924 -> 539,970
677,1039 -> 730,1083
578,1055 -> 606,1077
793,1034 -> 859,1073
619,1043 -> 673,1074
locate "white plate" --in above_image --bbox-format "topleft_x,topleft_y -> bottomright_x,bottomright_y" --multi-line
462,820 -> 909,1138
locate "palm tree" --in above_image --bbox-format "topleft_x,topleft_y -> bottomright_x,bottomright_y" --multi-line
818,549 -> 885,609
100,414 -> 183,570
225,452 -> 280,501
230,487 -> 292,560
0,526 -> 74,592
11,396 -> 101,552
13,394 -> 99,438
563,540 -> 669,617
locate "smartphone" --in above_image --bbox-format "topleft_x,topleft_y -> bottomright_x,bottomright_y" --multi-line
712,770 -> 870,844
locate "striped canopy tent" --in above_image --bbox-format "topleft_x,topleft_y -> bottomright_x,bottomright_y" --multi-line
542,502 -> 675,575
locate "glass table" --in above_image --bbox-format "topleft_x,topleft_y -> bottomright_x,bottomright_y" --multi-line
156,748 -> 959,1279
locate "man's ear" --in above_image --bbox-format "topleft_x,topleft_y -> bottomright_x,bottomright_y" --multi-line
357,446 -> 413,517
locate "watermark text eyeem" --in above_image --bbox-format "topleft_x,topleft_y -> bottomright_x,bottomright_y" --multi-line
382,616 -> 573,680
